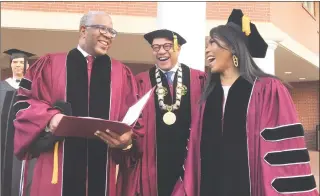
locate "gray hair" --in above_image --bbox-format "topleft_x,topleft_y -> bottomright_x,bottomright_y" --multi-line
79,11 -> 111,28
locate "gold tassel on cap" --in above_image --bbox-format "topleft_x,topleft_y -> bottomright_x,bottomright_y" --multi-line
51,141 -> 59,184
173,34 -> 179,52
242,15 -> 251,36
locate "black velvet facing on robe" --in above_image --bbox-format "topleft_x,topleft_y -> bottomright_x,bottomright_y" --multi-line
149,64 -> 191,196
19,78 -> 32,91
261,124 -> 304,141
200,77 -> 223,196
64,48 -> 111,196
272,175 -> 316,193
264,149 -> 310,165
16,95 -> 29,102
26,102 -> 69,158
201,76 -> 253,196
13,101 -> 30,115
1,90 -> 16,196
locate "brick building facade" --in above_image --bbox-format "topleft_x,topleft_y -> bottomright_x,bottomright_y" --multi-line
290,81 -> 319,149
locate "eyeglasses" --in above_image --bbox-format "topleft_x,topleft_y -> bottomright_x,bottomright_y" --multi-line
85,25 -> 118,38
151,43 -> 173,52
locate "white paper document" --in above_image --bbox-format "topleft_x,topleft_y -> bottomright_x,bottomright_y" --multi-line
121,87 -> 154,126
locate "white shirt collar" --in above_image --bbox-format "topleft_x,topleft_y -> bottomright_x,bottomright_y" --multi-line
77,45 -> 91,58
157,62 -> 180,73
5,77 -> 20,89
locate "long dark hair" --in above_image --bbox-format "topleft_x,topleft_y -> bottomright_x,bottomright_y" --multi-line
201,23 -> 280,101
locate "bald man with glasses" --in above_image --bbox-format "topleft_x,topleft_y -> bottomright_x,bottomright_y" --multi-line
13,11 -> 143,196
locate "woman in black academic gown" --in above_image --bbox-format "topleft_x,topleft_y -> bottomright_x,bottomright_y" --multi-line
195,9 -> 318,196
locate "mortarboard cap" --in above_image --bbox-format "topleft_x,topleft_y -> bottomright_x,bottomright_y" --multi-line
144,29 -> 187,51
227,9 -> 268,58
3,48 -> 35,61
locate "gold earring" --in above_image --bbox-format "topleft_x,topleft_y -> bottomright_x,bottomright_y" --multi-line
232,55 -> 239,67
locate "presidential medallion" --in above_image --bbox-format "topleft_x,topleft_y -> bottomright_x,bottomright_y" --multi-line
163,111 -> 176,125
155,65 -> 183,126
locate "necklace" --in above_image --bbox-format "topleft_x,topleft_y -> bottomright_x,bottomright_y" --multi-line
155,65 -> 187,125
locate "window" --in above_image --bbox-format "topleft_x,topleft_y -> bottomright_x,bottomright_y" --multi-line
302,2 -> 315,17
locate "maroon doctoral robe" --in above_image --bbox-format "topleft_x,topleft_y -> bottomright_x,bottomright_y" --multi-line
188,76 -> 318,196
127,64 -> 205,196
13,48 -> 143,196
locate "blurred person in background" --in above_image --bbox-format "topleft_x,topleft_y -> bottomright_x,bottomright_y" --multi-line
0,49 -> 36,196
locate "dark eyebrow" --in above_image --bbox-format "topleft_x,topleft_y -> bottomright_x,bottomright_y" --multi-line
211,37 -> 229,51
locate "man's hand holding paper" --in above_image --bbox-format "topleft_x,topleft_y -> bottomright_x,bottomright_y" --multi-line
53,87 -> 154,140
95,129 -> 133,149
93,88 -> 155,149
48,113 -> 65,133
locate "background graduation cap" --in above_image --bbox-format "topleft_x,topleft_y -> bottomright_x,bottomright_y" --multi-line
226,9 -> 268,58
3,48 -> 35,74
144,29 -> 187,52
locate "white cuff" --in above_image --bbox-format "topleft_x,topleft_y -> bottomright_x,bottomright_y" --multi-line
45,126 -> 52,133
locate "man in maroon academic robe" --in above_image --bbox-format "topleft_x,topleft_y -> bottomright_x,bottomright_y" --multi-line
13,11 -> 142,196
119,29 -> 205,196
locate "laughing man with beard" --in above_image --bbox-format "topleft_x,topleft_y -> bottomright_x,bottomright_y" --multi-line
119,29 -> 205,196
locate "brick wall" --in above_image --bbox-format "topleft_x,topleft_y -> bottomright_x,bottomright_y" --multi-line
206,2 -> 270,21
290,81 -> 319,131
289,81 -> 319,150
1,2 -> 157,17
1,2 -> 270,21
